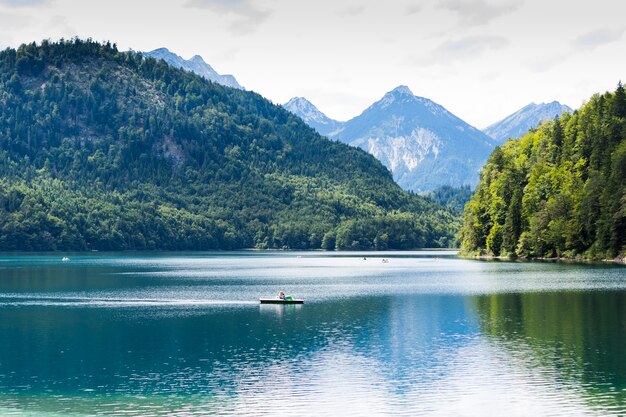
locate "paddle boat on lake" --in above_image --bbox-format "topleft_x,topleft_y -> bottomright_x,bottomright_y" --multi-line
260,291 -> 304,304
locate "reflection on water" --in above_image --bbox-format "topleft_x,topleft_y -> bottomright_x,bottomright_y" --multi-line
474,291 -> 626,414
0,252 -> 624,416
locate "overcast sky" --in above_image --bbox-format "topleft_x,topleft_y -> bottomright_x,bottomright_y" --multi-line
0,0 -> 624,127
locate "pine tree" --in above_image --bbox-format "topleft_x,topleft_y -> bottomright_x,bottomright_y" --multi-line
612,81 -> 626,118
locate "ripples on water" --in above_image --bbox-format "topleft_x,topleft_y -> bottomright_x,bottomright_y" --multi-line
0,252 -> 624,416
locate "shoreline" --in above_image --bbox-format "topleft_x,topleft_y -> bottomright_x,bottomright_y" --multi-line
0,248 -> 460,254
463,254 -> 626,266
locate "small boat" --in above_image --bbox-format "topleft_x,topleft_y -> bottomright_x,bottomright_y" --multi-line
61,257 -> 70,262
260,297 -> 304,304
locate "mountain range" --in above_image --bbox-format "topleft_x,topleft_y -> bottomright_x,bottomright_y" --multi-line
144,47 -> 242,89
483,101 -> 573,143
285,87 -> 495,192
140,47 -> 574,194
138,46 -> 580,195
284,90 -> 574,193
0,39 -> 458,251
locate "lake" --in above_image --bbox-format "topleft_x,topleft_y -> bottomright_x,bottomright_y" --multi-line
0,251 -> 624,416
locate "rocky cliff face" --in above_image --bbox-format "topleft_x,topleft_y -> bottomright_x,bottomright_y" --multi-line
327,86 -> 495,192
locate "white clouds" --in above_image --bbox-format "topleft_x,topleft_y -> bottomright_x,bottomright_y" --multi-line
411,35 -> 509,66
185,0 -> 272,34
0,0 -> 625,127
0,0 -> 50,6
405,3 -> 423,15
338,5 -> 367,17
436,35 -> 509,60
571,27 -> 626,51
0,10 -> 28,47
45,14 -> 76,38
437,0 -> 522,26
525,27 -> 625,73
526,53 -> 569,73
185,0 -> 269,18
0,10 -> 27,28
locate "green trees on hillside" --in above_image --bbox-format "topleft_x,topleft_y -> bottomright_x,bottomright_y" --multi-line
461,84 -> 626,260
0,39 -> 459,251
423,185 -> 473,213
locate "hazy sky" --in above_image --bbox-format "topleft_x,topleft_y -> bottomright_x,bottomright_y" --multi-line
0,0 -> 624,127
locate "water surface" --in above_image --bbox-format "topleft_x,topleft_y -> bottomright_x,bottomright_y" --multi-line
0,252 -> 624,416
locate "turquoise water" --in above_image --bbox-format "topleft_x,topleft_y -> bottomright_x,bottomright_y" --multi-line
0,252 -> 624,416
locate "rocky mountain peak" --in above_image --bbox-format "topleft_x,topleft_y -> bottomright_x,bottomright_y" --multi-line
483,101 -> 573,143
189,55 -> 205,63
144,48 -> 242,90
283,97 -> 342,137
390,85 -> 414,96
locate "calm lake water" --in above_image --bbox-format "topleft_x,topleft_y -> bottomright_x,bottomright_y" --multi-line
0,251 -> 624,416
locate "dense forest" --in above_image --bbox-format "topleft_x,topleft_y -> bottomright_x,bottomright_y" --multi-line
0,39 -> 459,251
461,84 -> 626,260
423,185 -> 473,213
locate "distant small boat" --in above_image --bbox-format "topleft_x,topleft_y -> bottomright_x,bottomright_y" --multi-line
61,257 -> 70,262
260,297 -> 304,304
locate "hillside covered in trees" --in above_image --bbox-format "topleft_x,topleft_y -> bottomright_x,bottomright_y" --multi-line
461,84 -> 626,261
423,185 -> 473,213
0,39 -> 458,251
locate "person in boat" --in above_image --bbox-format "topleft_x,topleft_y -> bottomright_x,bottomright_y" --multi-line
278,291 -> 286,300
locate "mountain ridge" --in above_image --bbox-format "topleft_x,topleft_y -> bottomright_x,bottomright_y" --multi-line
483,101 -> 573,143
144,47 -> 242,89
328,86 -> 496,192
282,97 -> 341,136
284,86 -> 495,192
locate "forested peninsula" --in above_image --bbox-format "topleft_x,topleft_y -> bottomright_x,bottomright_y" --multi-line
0,39 -> 458,251
461,84 -> 626,262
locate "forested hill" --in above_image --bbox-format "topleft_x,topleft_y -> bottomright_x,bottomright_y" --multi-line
460,84 -> 626,261
0,39 -> 458,251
